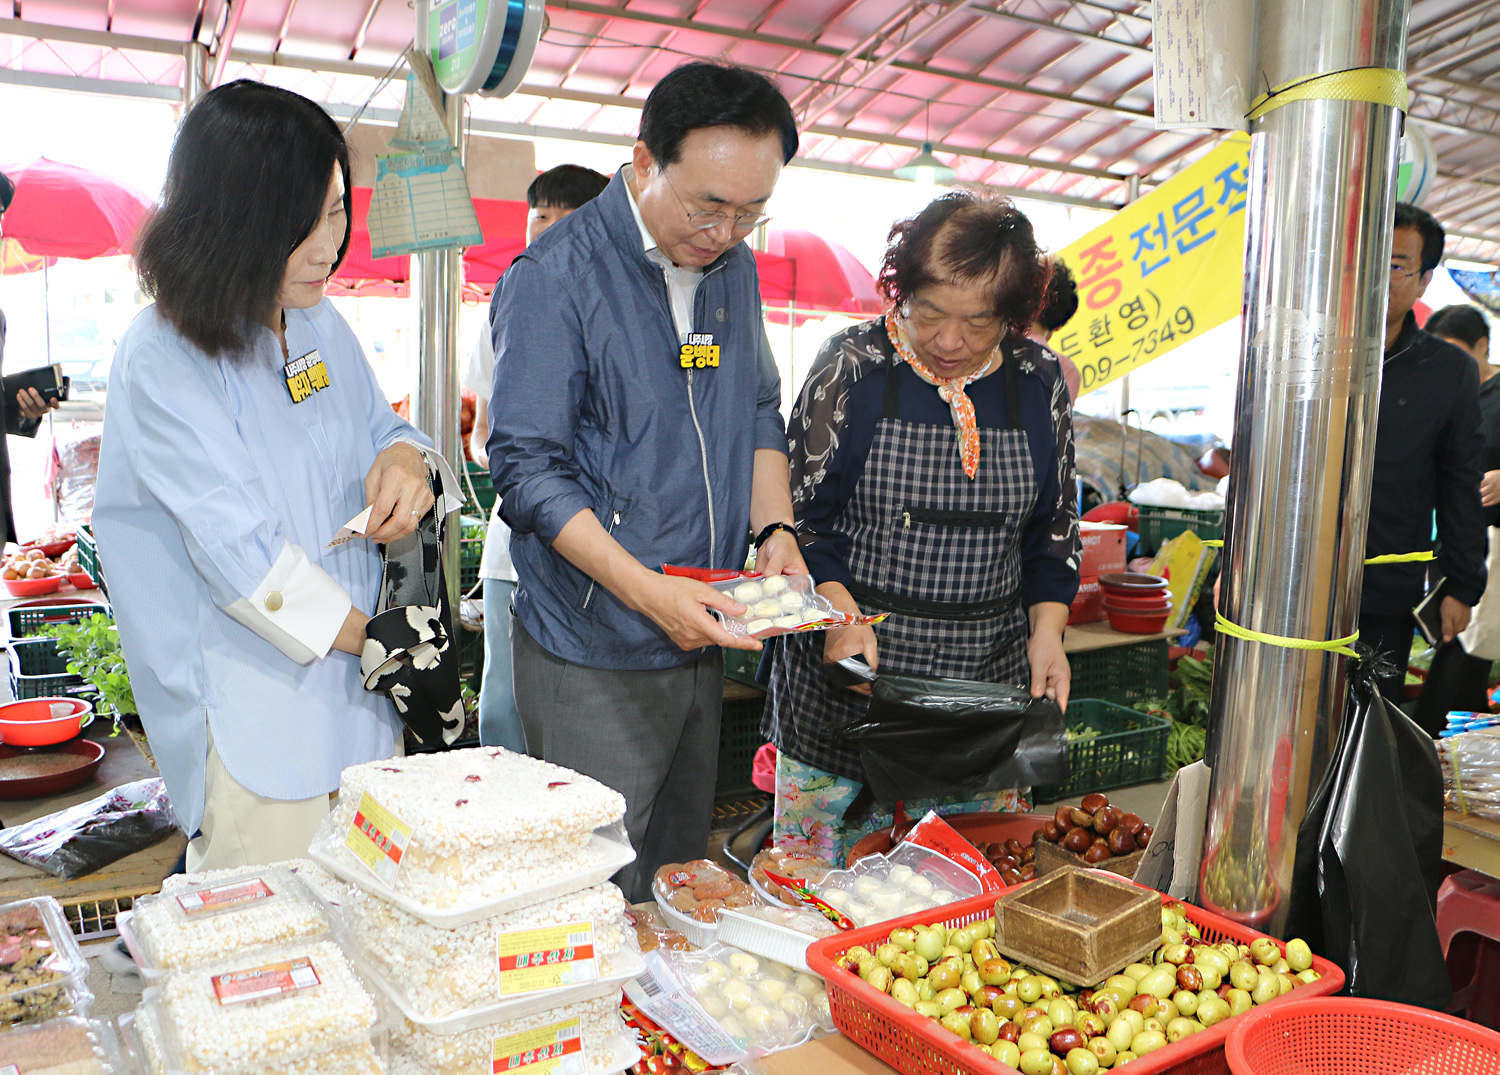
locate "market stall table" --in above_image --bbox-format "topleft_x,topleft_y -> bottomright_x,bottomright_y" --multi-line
1062,619 -> 1185,653
1443,809 -> 1500,880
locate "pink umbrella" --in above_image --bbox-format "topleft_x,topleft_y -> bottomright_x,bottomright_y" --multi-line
0,158 -> 151,259
761,227 -> 886,326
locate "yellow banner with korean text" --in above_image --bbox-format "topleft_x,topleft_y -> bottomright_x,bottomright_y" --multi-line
1052,136 -> 1251,394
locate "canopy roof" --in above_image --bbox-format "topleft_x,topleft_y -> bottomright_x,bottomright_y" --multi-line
2,0 -> 1497,259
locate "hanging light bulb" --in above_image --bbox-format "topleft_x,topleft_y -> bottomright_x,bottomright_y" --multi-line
895,141 -> 957,186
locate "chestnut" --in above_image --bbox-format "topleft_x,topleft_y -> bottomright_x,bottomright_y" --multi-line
1000,867 -> 1023,886
1031,828 -> 1049,848
1138,824 -> 1153,848
1107,827 -> 1136,855
1118,812 -> 1145,837
1005,838 -> 1025,857
1080,792 -> 1110,813
1070,807 -> 1095,829
1041,819 -> 1063,842
1021,846 -> 1036,863
1055,805 -> 1076,831
1082,843 -> 1113,864
1092,805 -> 1121,835
1061,827 -> 1093,853
1020,863 -> 1036,880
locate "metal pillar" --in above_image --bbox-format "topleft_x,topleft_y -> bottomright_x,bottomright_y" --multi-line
1198,0 -> 1410,933
182,42 -> 209,105
410,92 -> 465,610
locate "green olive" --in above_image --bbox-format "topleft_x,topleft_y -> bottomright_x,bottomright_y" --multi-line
1285,938 -> 1313,973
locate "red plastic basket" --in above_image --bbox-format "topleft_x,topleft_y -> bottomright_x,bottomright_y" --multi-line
805,889 -> 1346,1075
1224,996 -> 1500,1075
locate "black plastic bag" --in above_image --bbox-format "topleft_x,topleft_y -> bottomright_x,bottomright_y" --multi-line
833,658 -> 1069,801
1284,653 -> 1452,1009
0,778 -> 178,879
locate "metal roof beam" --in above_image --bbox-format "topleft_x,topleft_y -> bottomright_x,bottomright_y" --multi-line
0,17 -> 182,54
547,0 -> 1153,122
966,3 -> 1150,54
1409,0 -> 1500,46
0,64 -> 181,99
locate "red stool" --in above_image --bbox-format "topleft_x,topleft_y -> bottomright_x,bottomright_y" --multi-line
1437,868 -> 1500,1031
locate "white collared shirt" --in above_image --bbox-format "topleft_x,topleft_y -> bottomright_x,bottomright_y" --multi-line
623,165 -> 702,342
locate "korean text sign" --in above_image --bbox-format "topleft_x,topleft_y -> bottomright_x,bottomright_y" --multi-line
1053,137 -> 1250,394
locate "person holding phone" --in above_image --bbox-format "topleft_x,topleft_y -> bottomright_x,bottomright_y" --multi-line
94,81 -> 454,871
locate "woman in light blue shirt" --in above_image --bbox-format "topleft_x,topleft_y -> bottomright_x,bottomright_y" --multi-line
95,81 -> 450,871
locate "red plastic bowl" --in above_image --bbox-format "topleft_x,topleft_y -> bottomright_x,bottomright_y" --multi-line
1099,571 -> 1169,592
0,698 -> 94,747
18,537 -> 75,559
1103,590 -> 1172,610
66,572 -> 96,590
1102,602 -> 1171,633
0,739 -> 105,800
3,575 -> 64,597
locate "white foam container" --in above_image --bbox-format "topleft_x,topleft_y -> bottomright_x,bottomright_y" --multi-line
358,947 -> 644,1035
308,822 -> 635,929
713,910 -> 822,973
652,894 -> 719,948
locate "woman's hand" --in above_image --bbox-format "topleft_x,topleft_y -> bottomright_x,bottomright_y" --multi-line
753,528 -> 809,578
1027,601 -> 1071,710
816,580 -> 877,694
364,443 -> 435,543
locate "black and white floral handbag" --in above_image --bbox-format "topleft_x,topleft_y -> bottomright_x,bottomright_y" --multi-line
359,468 -> 464,747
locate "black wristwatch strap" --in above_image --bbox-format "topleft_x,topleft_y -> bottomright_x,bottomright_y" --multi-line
754,521 -> 798,549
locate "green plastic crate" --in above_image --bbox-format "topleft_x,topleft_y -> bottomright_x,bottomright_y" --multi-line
76,524 -> 107,595
461,462 -> 496,518
8,602 -> 110,640
8,637 -> 84,700
1033,698 -> 1171,802
717,682 -> 766,801
1135,505 -> 1224,557
723,648 -> 763,688
1069,637 -> 1170,708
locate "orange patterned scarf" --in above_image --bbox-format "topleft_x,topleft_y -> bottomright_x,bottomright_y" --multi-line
885,313 -> 998,480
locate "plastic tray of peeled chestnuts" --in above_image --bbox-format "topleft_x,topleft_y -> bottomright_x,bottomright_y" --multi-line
806,884 -> 1345,1075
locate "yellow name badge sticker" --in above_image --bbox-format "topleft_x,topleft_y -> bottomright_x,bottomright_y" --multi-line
344,791 -> 413,885
679,332 -> 720,370
492,1017 -> 586,1075
285,349 -> 331,403
496,921 -> 598,996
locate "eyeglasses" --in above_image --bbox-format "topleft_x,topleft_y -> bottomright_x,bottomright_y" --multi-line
661,169 -> 771,232
1390,263 -> 1421,280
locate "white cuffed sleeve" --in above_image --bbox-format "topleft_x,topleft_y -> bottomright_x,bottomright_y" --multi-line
222,542 -> 353,665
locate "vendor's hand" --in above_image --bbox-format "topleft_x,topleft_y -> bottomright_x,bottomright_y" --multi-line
628,571 -> 760,652
1482,470 -> 1500,508
824,623 -> 878,695
16,388 -> 58,422
752,528 -> 808,578
1027,618 -> 1071,711
1441,595 -> 1473,644
364,443 -> 435,543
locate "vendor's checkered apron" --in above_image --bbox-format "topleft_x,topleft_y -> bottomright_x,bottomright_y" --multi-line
765,352 -> 1037,780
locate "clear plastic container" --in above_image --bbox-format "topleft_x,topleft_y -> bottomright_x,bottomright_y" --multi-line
0,1015 -> 124,1072
714,908 -> 840,973
391,992 -> 626,1075
812,843 -> 982,928
0,896 -> 93,1029
121,866 -> 331,978
309,821 -> 635,930
137,938 -> 384,1075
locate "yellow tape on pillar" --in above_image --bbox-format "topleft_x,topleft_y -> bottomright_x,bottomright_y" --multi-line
1204,540 -> 1433,566
1214,613 -> 1359,658
1247,66 -> 1409,122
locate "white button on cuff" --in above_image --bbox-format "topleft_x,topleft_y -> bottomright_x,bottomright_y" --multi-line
265,590 -> 284,611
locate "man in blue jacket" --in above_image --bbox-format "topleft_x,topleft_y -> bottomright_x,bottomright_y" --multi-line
488,63 -> 807,899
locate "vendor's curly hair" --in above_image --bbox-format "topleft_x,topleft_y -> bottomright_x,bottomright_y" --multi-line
878,192 -> 1049,338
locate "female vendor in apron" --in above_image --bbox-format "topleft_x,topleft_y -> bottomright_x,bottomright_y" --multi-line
763,192 -> 1081,863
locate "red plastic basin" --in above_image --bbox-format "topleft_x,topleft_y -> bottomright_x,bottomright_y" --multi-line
1102,603 -> 1171,633
0,698 -> 94,747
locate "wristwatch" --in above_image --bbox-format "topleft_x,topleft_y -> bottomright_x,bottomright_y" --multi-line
753,521 -> 798,550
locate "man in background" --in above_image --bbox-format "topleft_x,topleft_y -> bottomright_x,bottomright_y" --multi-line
1031,259 -> 1082,402
1362,203 -> 1487,705
0,171 -> 64,543
463,163 -> 610,752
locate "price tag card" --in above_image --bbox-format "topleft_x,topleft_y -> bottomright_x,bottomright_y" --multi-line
491,1017 -> 587,1075
344,791 -> 413,884
212,957 -> 321,1006
497,921 -> 598,996
176,877 -> 274,916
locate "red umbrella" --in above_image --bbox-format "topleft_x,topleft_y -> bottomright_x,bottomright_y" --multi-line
761,227 -> 885,325
0,238 -> 54,276
460,199 -> 528,291
0,158 -> 150,259
328,187 -> 411,297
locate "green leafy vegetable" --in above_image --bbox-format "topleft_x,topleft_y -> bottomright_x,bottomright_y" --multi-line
42,613 -> 136,733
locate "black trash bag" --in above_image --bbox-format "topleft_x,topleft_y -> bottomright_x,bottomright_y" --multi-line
1284,650 -> 1452,1009
0,778 -> 178,880
832,658 -> 1069,802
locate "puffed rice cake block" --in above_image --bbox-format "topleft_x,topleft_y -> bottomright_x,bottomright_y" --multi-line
346,881 -> 626,1019
134,866 -> 330,972
0,1017 -> 118,1075
393,995 -> 622,1075
146,939 -> 379,1075
325,748 -> 627,909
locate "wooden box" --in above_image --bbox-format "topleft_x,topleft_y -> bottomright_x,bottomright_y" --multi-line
993,865 -> 1160,985
1034,836 -> 1144,880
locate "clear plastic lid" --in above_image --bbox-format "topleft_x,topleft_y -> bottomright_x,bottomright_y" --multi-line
0,1015 -> 125,1072
124,866 -> 331,977
139,938 -> 382,1075
0,896 -> 93,1029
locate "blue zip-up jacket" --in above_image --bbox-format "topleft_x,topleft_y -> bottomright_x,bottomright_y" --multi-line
487,170 -> 787,670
